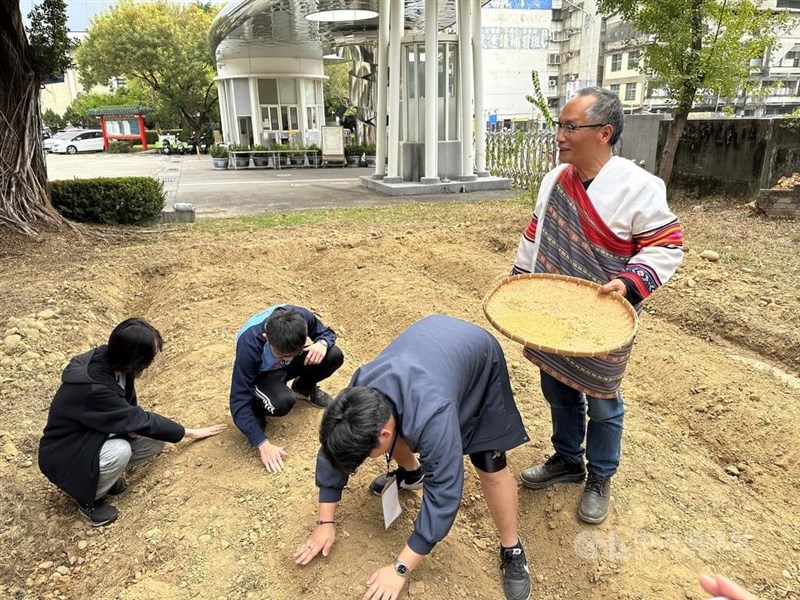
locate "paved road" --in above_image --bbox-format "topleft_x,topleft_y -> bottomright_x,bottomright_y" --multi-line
46,151 -> 519,219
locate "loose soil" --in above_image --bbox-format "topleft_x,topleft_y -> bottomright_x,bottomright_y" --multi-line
0,198 -> 798,600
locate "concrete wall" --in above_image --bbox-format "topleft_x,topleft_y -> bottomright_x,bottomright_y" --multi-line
659,119 -> 772,197
618,117 -> 800,197
617,114 -> 666,174
760,121 -> 800,190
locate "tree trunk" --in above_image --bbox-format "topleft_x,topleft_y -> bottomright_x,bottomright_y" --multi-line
658,0 -> 702,186
656,103 -> 691,185
0,1 -> 62,236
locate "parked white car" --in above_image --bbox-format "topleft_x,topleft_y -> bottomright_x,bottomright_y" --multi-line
43,131 -> 73,152
49,129 -> 105,154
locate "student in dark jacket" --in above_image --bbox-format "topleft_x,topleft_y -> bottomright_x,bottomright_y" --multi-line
295,315 -> 532,600
229,305 -> 344,474
38,318 -> 226,527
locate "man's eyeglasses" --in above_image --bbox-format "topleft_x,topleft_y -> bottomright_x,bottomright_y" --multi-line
555,121 -> 609,134
271,346 -> 304,361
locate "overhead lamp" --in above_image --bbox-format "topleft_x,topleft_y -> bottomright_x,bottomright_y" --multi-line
306,9 -> 378,22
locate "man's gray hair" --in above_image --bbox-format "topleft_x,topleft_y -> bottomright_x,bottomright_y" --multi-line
576,87 -> 624,146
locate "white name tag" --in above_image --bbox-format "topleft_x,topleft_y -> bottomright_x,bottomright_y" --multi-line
381,474 -> 402,529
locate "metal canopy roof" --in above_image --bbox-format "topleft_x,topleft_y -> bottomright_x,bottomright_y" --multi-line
208,0 -> 469,61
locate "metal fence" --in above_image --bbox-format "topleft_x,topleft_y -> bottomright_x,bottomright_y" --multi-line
485,130 -> 558,191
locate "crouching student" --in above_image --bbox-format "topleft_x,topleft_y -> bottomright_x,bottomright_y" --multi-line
38,318 -> 226,526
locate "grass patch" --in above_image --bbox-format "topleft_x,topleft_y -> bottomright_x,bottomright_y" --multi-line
195,196 -> 529,234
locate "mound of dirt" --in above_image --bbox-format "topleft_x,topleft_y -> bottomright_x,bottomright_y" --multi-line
0,199 -> 798,600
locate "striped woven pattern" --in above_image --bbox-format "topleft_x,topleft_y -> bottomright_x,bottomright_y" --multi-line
524,166 -> 639,398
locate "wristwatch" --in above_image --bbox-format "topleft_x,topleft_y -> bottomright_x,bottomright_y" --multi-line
394,560 -> 409,577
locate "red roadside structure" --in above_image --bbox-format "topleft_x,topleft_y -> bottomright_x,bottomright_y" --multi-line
85,106 -> 154,150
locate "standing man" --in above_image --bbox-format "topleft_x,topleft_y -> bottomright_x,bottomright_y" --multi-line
511,87 -> 684,524
39,318 -> 226,526
230,305 -> 343,473
295,315 -> 532,600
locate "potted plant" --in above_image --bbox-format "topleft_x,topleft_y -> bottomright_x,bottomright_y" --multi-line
209,144 -> 229,170
286,143 -> 306,167
344,144 -> 362,167
362,143 -> 376,168
307,144 -> 320,167
251,144 -> 272,168
229,144 -> 251,168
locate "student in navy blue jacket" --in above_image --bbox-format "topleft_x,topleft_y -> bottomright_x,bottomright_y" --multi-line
229,305 -> 344,473
295,315 -> 532,600
38,319 -> 226,527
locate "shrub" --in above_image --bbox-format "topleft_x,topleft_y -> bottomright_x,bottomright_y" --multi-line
362,143 -> 376,155
209,144 -> 230,158
49,177 -> 165,225
107,141 -> 132,153
344,144 -> 362,156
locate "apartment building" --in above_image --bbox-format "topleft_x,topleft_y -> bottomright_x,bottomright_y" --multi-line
546,0 -> 604,109
599,1 -> 800,116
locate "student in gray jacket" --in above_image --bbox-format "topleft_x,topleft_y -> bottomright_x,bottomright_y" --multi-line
295,315 -> 532,600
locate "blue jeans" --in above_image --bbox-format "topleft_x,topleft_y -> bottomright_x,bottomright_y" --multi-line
540,371 -> 624,478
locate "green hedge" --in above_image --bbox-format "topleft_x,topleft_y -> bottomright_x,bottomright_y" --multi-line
50,177 -> 165,225
107,140 -> 132,153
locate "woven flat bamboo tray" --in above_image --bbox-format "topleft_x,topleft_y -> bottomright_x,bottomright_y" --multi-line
483,274 -> 638,357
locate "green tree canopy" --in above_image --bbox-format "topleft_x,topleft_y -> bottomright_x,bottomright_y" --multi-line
597,0 -> 786,183
65,87 -> 161,127
324,62 -> 352,121
75,0 -> 219,134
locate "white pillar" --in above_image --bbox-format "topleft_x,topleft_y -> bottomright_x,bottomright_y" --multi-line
421,0 -> 440,184
472,0 -> 488,177
385,0 -> 404,182
249,77 -> 261,147
217,80 -> 230,143
458,1 -> 476,181
374,0 -> 390,179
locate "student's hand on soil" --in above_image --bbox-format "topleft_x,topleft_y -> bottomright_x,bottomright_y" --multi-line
598,278 -> 627,297
293,523 -> 335,565
258,440 -> 287,473
699,574 -> 756,600
184,424 -> 227,441
362,565 -> 407,600
304,341 -> 327,366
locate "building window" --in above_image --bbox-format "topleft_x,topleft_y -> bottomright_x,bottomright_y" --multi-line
627,51 -> 639,70
548,75 -> 558,88
610,84 -> 621,97
306,106 -> 319,130
611,53 -> 622,72
258,79 -> 278,104
625,83 -> 637,101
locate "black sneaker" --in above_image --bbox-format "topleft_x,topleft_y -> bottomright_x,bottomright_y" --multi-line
369,466 -> 424,496
106,478 -> 126,496
78,499 -> 118,527
520,454 -> 586,490
291,382 -> 332,409
500,542 -> 532,600
578,472 -> 612,524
